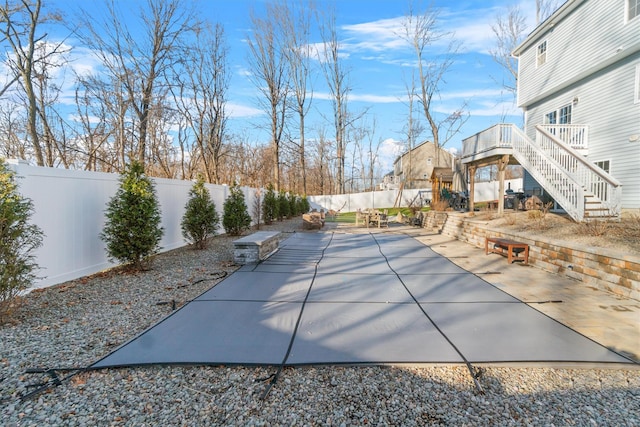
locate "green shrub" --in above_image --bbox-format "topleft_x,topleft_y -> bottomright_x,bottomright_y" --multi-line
181,177 -> 219,249
288,193 -> 299,216
222,183 -> 252,235
100,161 -> 163,271
262,184 -> 278,225
0,159 -> 44,321
298,196 -> 310,214
277,191 -> 290,220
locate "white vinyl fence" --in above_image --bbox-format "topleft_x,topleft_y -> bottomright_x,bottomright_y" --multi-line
6,159 -> 521,291
6,160 -> 254,291
309,189 -> 431,212
309,179 -> 523,213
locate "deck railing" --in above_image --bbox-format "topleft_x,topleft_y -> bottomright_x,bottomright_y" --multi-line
538,124 -> 589,150
462,124 -> 514,157
462,123 -> 621,221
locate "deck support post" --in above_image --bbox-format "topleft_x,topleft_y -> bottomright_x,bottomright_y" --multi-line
497,155 -> 510,215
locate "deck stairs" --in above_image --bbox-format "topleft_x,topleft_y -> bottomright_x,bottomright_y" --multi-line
463,124 -> 622,222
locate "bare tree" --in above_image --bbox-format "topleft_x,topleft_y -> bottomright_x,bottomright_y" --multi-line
490,1 -> 560,116
400,70 -> 425,189
77,0 -> 197,168
171,22 -> 229,184
490,4 -> 527,100
1,0 -> 67,166
400,2 -> 468,165
246,3 -> 290,191
219,133 -> 272,188
73,83 -> 115,171
74,72 -> 133,172
0,103 -> 27,159
318,6 -> 351,194
536,0 -> 562,24
308,126 -> 333,195
279,0 -> 315,195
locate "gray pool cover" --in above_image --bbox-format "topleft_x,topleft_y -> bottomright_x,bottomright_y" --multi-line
92,232 -> 633,369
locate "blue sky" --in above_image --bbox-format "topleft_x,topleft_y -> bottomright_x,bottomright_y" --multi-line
43,0 -> 543,174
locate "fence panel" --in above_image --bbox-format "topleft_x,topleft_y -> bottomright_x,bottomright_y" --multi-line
7,162 -> 234,290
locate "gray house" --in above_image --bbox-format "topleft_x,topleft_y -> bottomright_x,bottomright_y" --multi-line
461,0 -> 640,221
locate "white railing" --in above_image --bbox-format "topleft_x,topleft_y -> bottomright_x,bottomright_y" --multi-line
538,124 -> 589,150
462,123 -> 621,221
534,126 -> 622,214
508,125 -> 586,221
462,124 -> 514,157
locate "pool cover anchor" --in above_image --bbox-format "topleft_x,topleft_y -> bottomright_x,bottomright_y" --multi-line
469,365 -> 485,394
20,367 -> 87,401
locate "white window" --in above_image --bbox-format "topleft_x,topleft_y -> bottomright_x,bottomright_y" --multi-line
544,111 -> 557,124
628,0 -> 640,21
545,105 -> 572,125
595,160 -> 610,174
558,104 -> 572,124
537,41 -> 547,67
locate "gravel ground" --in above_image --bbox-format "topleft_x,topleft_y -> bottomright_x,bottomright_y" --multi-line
2,218 -> 639,426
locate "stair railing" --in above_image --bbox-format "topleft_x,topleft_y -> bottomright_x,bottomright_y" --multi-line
508,125 -> 586,221
534,126 -> 622,217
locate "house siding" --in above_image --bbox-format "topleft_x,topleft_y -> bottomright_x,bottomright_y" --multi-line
525,54 -> 640,209
394,141 -> 454,190
517,0 -> 640,210
518,0 -> 640,106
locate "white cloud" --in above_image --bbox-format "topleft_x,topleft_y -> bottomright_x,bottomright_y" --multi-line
236,66 -> 252,77
341,17 -> 409,53
377,137 -> 405,172
314,91 -> 404,104
227,102 -> 263,118
67,45 -> 102,78
337,3 -> 538,59
438,88 -> 507,101
467,100 -> 521,118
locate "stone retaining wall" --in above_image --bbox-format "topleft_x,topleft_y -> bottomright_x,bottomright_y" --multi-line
424,211 -> 640,301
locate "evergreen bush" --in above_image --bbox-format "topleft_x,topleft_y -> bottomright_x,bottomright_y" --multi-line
277,191 -> 290,220
222,183 -> 252,235
288,193 -> 298,216
262,184 -> 278,225
181,177 -> 219,249
298,196 -> 310,214
0,159 -> 44,321
100,161 -> 163,271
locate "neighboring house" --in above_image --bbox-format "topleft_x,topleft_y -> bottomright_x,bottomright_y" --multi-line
379,171 -> 397,190
393,141 -> 455,189
461,0 -> 640,221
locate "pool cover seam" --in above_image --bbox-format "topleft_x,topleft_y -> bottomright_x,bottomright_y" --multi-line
370,232 -> 485,392
260,232 -> 336,398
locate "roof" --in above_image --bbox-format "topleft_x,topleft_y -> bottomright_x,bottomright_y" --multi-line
430,167 -> 453,181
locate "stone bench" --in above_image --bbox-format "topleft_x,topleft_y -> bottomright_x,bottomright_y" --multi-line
233,231 -> 280,264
